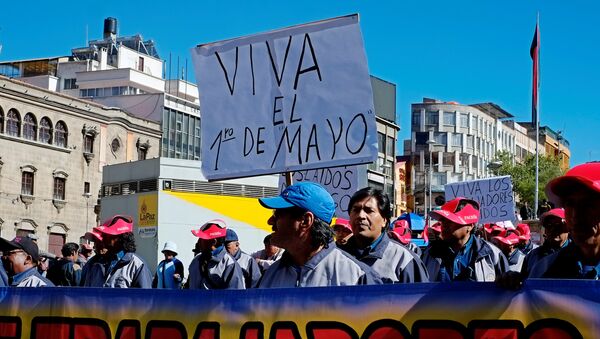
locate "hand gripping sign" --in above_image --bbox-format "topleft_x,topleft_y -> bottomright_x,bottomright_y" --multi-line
191,14 -> 377,181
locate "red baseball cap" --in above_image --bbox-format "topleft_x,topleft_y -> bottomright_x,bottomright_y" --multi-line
84,228 -> 103,242
546,162 -> 600,206
331,218 -> 352,233
430,221 -> 442,233
540,208 -> 565,223
515,223 -> 531,241
192,219 -> 227,240
98,215 -> 133,236
484,223 -> 505,235
390,219 -> 411,245
493,230 -> 521,246
430,197 -> 480,225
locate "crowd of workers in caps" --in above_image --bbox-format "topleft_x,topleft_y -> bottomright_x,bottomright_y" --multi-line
0,161 -> 598,289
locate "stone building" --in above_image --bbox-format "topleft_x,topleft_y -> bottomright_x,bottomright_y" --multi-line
0,76 -> 161,255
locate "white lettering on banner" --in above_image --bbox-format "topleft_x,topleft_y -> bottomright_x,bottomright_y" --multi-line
278,165 -> 366,219
444,175 -> 516,224
191,15 -> 377,181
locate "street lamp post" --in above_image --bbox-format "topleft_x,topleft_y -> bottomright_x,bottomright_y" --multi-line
487,160 -> 502,176
83,192 -> 92,236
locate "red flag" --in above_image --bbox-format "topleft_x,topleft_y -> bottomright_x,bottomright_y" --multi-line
530,22 -> 540,125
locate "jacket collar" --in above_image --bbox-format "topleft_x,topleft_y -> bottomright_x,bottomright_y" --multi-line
430,236 -> 493,261
344,232 -> 388,259
469,236 -> 491,260
11,267 -> 38,286
280,241 -> 337,270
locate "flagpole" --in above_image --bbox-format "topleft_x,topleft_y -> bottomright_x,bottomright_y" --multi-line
534,13 -> 540,219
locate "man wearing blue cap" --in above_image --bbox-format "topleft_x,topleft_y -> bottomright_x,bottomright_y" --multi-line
257,182 -> 382,287
225,229 -> 262,288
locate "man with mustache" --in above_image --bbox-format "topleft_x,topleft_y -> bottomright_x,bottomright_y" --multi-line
341,187 -> 428,283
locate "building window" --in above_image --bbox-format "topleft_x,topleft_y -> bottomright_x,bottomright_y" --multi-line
21,171 -> 34,195
471,116 -> 478,131
377,132 -> 385,153
84,182 -> 90,195
460,113 -> 469,128
84,135 -> 94,153
138,57 -> 145,72
411,111 -> 421,126
137,138 -> 150,160
194,117 -> 201,159
432,173 -> 447,186
39,117 -> 52,144
54,121 -> 68,147
16,229 -> 34,238
451,133 -> 462,147
0,107 -> 4,133
386,136 -> 394,156
466,135 -> 474,149
64,78 -> 78,90
442,152 -> 455,167
176,112 -> 183,158
434,132 -> 447,145
7,109 -> 20,137
425,111 -> 438,125
443,112 -> 456,126
23,113 -> 37,141
111,138 -> 121,154
53,177 -> 66,200
48,233 -> 65,257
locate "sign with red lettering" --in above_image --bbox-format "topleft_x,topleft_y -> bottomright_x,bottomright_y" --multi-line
0,280 -> 594,338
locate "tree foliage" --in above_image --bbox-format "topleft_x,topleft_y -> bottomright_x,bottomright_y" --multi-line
490,151 -> 565,206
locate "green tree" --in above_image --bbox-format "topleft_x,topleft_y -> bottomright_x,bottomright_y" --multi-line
490,151 -> 564,207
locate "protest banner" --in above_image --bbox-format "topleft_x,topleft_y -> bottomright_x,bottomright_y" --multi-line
0,280 -> 593,338
191,14 -> 377,181
445,175 -> 515,224
278,165 -> 367,219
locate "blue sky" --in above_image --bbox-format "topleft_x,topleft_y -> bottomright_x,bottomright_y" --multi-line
1,1 -> 597,166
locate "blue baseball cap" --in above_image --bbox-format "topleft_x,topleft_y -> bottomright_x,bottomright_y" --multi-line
225,229 -> 239,242
259,182 -> 335,223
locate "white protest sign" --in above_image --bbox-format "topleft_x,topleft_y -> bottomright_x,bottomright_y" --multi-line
278,165 -> 367,219
191,14 -> 377,181
444,175 -> 515,224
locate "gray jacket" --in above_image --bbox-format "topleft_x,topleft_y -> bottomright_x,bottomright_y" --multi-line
82,252 -> 152,288
187,247 -> 246,290
507,249 -> 526,273
341,234 -> 429,283
258,242 -> 382,288
11,267 -> 54,287
422,236 -> 509,282
232,249 -> 262,288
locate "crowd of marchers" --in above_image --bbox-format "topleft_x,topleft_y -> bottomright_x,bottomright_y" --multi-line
0,162 -> 598,289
